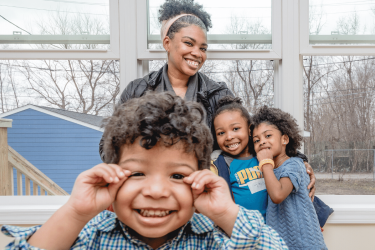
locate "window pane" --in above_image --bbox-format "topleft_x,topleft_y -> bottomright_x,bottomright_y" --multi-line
309,0 -> 375,45
148,0 -> 272,50
0,59 -> 119,195
0,0 -> 110,50
303,56 -> 375,195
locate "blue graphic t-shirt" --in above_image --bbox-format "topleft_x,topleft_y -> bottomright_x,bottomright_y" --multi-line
230,156 -> 268,220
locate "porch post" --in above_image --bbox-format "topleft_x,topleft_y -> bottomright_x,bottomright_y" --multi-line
0,119 -> 12,195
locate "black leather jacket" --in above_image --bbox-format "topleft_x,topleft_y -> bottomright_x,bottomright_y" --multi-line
99,66 -> 234,161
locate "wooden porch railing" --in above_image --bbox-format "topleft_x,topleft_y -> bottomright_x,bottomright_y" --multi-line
1,118 -> 68,196
8,146 -> 69,195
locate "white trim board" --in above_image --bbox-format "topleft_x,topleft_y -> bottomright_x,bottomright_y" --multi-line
0,197 -> 70,225
0,196 -> 375,225
0,105 -> 104,132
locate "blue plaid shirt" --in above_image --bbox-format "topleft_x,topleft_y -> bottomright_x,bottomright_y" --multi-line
2,206 -> 287,249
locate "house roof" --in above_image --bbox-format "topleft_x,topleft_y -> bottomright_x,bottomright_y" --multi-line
0,105 -> 105,132
36,106 -> 104,128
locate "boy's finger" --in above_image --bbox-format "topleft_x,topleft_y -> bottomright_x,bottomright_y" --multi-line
191,172 -> 220,193
107,170 -> 131,198
99,165 -> 119,182
183,170 -> 203,184
87,167 -> 118,184
187,170 -> 213,188
107,164 -> 127,179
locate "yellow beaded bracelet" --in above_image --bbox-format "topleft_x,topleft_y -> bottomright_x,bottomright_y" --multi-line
259,159 -> 275,172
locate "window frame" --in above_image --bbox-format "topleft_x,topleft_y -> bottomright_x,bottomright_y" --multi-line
0,0 -> 120,60
300,0 -> 375,56
136,0 -> 282,60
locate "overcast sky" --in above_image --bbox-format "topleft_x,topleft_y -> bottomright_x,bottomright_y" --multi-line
0,0 -> 109,35
1,0 -> 272,36
311,0 -> 375,35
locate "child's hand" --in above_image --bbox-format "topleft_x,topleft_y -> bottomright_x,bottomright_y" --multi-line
66,163 -> 131,221
256,147 -> 274,162
184,170 -> 239,236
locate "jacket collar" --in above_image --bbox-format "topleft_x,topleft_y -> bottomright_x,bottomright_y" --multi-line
147,64 -> 226,97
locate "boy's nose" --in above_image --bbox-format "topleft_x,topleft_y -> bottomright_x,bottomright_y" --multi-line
142,177 -> 171,199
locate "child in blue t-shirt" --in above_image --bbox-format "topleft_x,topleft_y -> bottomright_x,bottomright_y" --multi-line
211,96 -> 316,221
250,105 -> 327,249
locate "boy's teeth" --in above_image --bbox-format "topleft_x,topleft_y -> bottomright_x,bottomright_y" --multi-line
139,209 -> 171,217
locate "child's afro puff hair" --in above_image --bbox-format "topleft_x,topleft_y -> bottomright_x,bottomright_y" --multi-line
250,106 -> 302,157
102,92 -> 213,170
214,96 -> 251,126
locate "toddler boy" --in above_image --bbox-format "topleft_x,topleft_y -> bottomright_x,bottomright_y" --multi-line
2,92 -> 287,249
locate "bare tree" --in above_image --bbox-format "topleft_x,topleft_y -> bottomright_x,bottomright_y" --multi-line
0,61 -> 23,113
3,10 -> 120,116
221,16 -> 274,113
336,12 -> 361,35
309,2 -> 326,35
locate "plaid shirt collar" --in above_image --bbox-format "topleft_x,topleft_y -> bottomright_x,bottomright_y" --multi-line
95,211 -> 214,241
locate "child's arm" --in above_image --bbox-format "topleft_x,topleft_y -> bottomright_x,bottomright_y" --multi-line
184,169 -> 238,236
184,170 -> 288,249
27,164 -> 131,250
257,149 -> 294,204
262,165 -> 294,204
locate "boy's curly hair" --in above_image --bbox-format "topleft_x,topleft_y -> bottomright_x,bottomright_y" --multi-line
102,92 -> 213,170
158,0 -> 212,39
250,106 -> 302,157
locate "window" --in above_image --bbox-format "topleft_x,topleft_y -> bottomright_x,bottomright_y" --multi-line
0,0 -> 111,50
1,59 -> 119,196
147,0 -> 272,50
303,55 -> 375,195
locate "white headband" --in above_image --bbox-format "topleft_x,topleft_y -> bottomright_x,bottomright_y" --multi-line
160,14 -> 199,41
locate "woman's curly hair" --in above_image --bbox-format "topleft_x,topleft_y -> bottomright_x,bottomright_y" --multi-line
102,92 -> 213,170
250,106 -> 302,157
158,0 -> 212,39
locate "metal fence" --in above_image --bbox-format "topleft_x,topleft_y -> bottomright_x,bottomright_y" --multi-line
308,149 -> 375,181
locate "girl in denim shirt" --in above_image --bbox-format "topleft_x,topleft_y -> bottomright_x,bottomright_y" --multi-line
251,106 -> 327,250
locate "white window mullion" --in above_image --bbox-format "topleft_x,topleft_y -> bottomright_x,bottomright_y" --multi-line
276,0 -> 304,133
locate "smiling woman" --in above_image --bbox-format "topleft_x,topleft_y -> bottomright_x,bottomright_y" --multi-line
99,0 -> 234,162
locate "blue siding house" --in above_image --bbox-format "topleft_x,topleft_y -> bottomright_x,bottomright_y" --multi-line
0,105 -> 104,194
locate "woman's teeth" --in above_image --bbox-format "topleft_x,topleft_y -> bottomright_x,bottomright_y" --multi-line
186,59 -> 198,67
139,209 -> 171,217
227,143 -> 239,149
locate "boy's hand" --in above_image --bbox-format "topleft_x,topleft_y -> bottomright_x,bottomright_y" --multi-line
184,170 -> 239,236
66,163 -> 131,222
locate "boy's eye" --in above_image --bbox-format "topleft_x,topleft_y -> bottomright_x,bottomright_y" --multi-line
171,174 -> 185,180
233,127 -> 240,131
266,134 -> 271,138
130,172 -> 144,177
